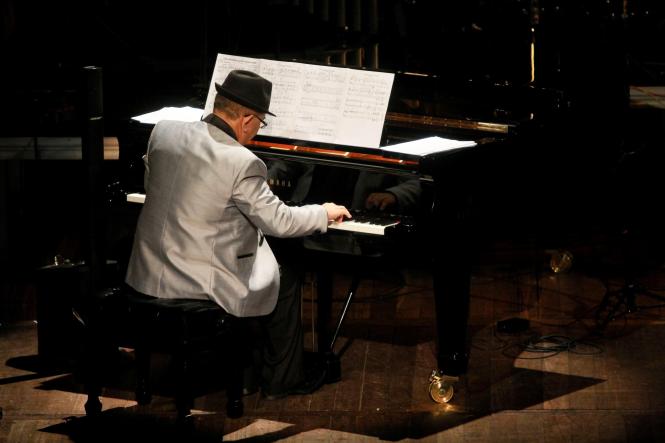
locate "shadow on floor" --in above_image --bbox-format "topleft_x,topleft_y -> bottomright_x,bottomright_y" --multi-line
34,367 -> 603,441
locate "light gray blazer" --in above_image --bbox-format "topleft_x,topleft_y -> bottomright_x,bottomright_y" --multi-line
125,119 -> 328,317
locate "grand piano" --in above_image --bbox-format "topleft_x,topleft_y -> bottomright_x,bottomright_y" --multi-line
115,68 -> 563,403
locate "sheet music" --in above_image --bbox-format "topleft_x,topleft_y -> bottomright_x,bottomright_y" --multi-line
131,106 -> 203,124
381,136 -> 477,157
204,54 -> 394,149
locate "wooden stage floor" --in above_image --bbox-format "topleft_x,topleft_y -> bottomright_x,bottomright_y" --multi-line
2,239 -> 665,442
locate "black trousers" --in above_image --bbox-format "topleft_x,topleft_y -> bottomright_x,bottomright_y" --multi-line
244,238 -> 306,395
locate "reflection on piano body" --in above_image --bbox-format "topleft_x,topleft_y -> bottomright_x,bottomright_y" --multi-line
116,71 -> 557,386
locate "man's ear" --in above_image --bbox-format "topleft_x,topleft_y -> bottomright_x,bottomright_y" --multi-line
241,115 -> 251,132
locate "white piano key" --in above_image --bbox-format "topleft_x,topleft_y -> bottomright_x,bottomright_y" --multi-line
126,193 -> 146,204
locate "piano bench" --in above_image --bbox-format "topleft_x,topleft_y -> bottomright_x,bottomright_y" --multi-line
80,286 -> 244,422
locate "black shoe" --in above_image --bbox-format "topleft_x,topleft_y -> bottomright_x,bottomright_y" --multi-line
262,362 -> 327,400
242,364 -> 260,396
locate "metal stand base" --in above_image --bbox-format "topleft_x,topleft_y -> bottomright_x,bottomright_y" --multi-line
596,281 -> 665,330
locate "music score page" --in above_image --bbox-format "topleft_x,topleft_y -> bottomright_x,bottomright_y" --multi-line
381,136 -> 476,156
204,54 -> 395,149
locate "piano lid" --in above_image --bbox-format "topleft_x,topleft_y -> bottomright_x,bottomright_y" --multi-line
244,70 -> 544,173
391,71 -> 563,121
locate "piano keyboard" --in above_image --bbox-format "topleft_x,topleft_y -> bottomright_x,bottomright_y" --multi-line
328,210 -> 400,236
126,193 -> 399,236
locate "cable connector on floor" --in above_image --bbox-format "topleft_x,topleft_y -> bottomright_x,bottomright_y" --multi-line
496,317 -> 530,333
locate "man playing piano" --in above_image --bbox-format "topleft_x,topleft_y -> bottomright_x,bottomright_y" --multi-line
125,70 -> 351,399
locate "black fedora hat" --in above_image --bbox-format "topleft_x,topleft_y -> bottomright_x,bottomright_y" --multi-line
215,70 -> 276,116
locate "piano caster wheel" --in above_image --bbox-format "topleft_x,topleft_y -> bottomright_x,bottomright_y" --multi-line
428,370 -> 457,404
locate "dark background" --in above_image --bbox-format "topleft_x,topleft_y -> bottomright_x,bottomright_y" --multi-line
1,0 -> 664,320
2,0 -> 663,133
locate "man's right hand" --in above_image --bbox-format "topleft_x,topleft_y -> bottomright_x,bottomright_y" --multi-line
322,203 -> 352,223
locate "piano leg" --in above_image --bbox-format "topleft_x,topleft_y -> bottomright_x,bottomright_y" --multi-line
431,232 -> 471,377
428,237 -> 470,403
428,170 -> 473,403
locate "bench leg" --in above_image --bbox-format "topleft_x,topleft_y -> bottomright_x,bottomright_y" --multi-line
226,332 -> 244,418
135,347 -> 152,405
174,351 -> 193,421
83,329 -> 109,416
